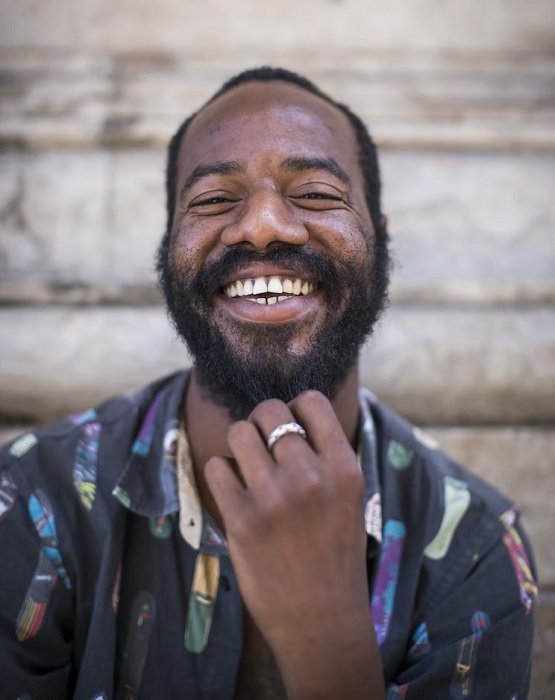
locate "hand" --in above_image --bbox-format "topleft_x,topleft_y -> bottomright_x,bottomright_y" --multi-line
206,390 -> 384,699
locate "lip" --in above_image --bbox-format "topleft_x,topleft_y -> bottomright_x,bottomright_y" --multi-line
215,287 -> 322,324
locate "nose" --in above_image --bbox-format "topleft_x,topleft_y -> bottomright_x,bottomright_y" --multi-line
221,188 -> 309,250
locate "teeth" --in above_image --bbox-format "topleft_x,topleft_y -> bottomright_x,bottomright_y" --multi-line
224,276 -> 315,299
282,279 -> 294,294
256,298 -> 266,305
242,279 -> 253,295
252,278 -> 268,294
267,277 -> 283,294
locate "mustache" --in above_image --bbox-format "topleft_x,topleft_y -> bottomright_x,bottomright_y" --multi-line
189,245 -> 346,302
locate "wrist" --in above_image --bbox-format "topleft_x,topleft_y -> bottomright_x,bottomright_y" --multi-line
273,612 -> 385,700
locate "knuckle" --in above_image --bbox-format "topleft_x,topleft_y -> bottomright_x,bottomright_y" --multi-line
227,420 -> 252,444
251,491 -> 288,528
300,471 -> 324,500
288,464 -> 324,501
263,487 -> 287,515
205,455 -> 223,471
296,389 -> 326,408
249,398 -> 286,420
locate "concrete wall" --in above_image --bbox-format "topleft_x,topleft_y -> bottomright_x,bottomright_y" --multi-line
1,2 -> 554,695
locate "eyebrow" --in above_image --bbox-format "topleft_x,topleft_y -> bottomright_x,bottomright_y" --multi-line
281,156 -> 351,185
179,155 -> 351,201
179,161 -> 246,200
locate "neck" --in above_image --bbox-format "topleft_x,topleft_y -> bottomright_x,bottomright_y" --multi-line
183,365 -> 361,529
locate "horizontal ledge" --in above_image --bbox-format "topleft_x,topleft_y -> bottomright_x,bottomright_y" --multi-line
1,305 -> 554,426
2,131 -> 555,153
0,285 -> 165,306
1,51 -> 554,151
1,286 -> 555,307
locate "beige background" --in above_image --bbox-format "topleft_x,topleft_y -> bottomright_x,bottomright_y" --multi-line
1,1 -> 554,696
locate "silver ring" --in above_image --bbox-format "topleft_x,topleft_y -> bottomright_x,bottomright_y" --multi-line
266,422 -> 307,452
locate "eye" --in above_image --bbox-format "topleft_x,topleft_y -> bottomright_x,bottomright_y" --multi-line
291,188 -> 347,210
187,192 -> 240,215
190,196 -> 232,207
300,192 -> 343,201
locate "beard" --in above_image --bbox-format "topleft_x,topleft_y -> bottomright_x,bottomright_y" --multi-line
158,235 -> 389,420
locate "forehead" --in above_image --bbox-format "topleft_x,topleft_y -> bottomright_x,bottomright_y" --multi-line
177,81 -> 361,180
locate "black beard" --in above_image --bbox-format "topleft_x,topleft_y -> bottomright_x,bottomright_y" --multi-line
159,240 -> 389,420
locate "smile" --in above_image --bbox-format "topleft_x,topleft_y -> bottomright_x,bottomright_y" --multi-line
222,275 -> 316,305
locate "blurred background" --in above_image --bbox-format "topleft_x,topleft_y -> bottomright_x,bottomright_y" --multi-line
0,1 -> 553,695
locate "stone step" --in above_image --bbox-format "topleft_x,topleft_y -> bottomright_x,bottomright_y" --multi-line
1,50 -> 554,150
1,148 -> 553,305
1,305 -> 553,426
3,0 -> 555,55
361,305 -> 555,425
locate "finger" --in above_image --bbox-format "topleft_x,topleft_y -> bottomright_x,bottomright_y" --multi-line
288,390 -> 351,457
248,398 -> 312,463
225,419 -> 275,494
205,455 -> 251,531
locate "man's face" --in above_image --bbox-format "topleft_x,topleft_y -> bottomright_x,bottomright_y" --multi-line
160,81 -> 389,418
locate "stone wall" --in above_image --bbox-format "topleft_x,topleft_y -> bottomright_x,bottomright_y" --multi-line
1,1 -> 554,695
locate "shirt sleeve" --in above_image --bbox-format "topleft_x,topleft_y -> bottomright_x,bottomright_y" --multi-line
386,517 -> 537,699
0,461 -> 74,699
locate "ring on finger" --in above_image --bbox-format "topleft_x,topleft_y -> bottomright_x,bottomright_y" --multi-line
266,422 -> 307,452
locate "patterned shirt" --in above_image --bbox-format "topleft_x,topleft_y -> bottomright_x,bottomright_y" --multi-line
0,370 -> 537,699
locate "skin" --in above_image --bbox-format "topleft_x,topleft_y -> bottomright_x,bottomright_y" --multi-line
170,81 -> 386,699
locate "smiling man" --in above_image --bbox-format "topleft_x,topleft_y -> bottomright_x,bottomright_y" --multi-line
0,68 -> 537,699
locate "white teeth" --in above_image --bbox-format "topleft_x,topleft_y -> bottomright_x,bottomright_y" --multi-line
282,279 -> 294,293
256,298 -> 266,305
224,276 -> 315,299
252,278 -> 268,294
267,276 -> 283,294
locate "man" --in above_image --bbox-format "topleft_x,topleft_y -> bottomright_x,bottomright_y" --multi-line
0,67 -> 537,699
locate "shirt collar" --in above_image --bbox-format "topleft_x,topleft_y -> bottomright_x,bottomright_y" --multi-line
112,371 -> 189,515
175,386 -> 384,552
113,373 -> 383,552
358,387 -> 383,547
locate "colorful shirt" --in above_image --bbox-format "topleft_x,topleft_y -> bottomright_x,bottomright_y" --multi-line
0,370 -> 537,699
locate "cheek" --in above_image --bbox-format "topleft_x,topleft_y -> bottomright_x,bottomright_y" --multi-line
309,215 -> 373,266
170,220 -> 218,274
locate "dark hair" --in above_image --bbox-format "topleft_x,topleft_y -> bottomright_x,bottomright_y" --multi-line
159,66 -> 386,268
